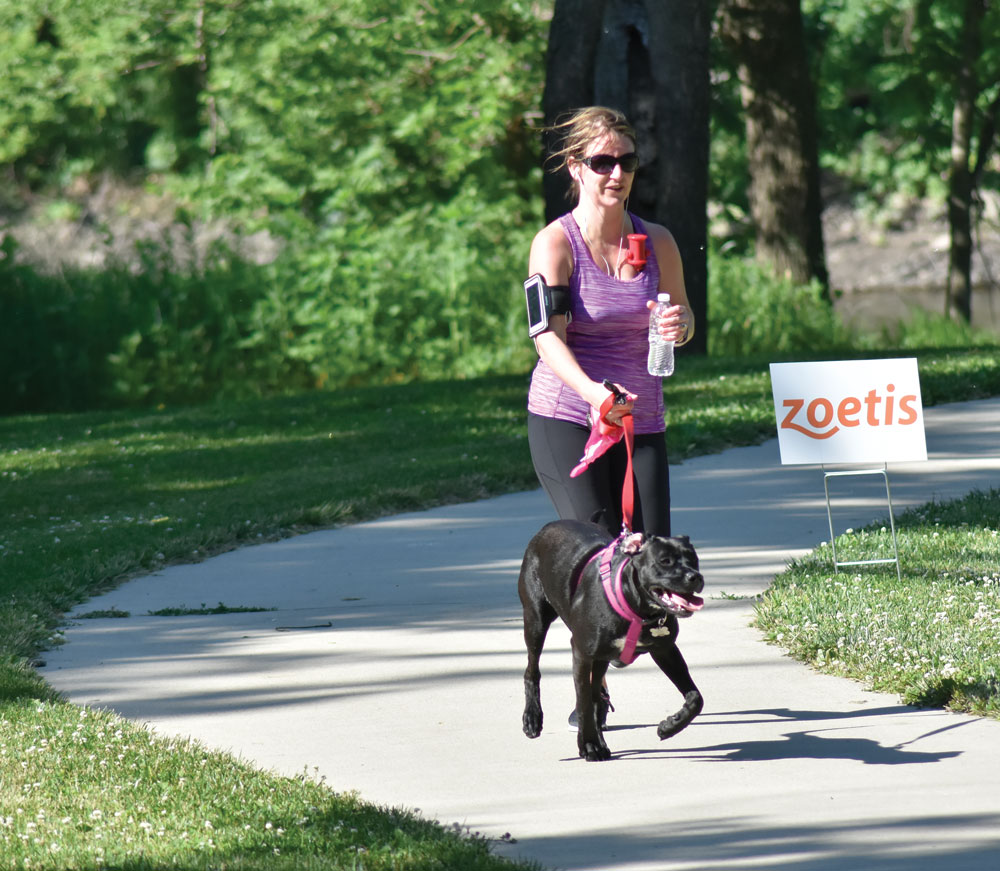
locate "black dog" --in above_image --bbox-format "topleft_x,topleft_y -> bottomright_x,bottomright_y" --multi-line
518,519 -> 705,761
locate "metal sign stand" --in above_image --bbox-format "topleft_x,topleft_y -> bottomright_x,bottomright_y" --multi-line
823,464 -> 902,582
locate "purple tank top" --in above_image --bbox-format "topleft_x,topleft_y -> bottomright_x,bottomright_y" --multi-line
527,213 -> 665,434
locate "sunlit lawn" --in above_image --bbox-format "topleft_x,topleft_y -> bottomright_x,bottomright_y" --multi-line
1,346 -> 999,868
755,488 -> 1000,717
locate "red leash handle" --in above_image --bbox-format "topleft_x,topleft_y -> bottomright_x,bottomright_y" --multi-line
594,392 -> 622,435
594,387 -> 636,533
570,384 -> 636,533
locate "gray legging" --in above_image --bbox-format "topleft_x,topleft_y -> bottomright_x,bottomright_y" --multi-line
527,412 -> 671,538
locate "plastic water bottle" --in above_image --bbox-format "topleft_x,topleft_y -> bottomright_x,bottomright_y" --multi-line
647,293 -> 674,377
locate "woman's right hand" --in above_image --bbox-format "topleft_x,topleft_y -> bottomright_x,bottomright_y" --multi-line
590,381 -> 635,427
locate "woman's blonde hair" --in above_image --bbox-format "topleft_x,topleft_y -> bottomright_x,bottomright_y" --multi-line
544,106 -> 637,200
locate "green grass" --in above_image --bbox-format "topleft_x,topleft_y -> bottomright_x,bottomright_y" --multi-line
1,346 -> 999,869
145,603 -> 277,617
2,700 -> 529,870
754,488 -> 1000,717
75,603 -> 276,619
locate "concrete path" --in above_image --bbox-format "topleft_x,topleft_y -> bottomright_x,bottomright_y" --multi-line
42,397 -> 1000,871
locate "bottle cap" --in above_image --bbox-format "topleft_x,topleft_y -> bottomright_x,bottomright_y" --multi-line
657,293 -> 670,302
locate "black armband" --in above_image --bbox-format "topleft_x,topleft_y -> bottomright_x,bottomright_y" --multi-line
524,273 -> 572,337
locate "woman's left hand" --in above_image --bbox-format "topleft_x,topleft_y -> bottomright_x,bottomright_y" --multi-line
646,299 -> 691,344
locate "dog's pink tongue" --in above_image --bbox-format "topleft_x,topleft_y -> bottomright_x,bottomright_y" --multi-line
665,591 -> 704,612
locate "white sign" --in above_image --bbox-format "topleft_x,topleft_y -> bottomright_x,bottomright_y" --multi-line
770,358 -> 927,465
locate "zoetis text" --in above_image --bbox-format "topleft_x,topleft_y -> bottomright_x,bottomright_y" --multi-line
780,383 -> 920,440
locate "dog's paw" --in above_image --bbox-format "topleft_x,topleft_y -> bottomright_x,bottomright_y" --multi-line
657,690 -> 703,740
579,740 -> 612,762
577,731 -> 611,761
657,713 -> 690,740
522,707 -> 543,739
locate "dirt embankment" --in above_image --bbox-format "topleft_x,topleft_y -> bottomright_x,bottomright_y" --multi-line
1,176 -> 280,272
822,194 -> 1000,334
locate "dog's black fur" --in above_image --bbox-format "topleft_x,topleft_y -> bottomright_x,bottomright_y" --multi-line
518,519 -> 705,761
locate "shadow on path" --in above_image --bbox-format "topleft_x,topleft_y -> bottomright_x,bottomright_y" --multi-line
503,812 -> 1000,871
618,730 -> 961,765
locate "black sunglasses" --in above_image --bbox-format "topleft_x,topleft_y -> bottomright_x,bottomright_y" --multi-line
579,152 -> 639,174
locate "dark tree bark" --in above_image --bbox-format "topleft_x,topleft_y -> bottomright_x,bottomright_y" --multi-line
971,91 -> 1000,194
718,0 -> 828,292
541,0 -> 710,354
945,0 -> 986,323
644,0 -> 711,357
541,0 -> 608,221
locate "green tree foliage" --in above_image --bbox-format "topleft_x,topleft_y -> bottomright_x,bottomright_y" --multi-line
179,0 -> 549,386
0,1 -> 211,180
806,0 -> 1000,212
187,1 -> 543,223
1,1 -> 549,404
711,0 -> 1000,242
3,1 -> 998,411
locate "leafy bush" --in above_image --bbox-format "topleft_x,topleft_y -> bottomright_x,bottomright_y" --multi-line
1,235 -> 126,412
247,187 -> 540,390
102,244 -> 321,406
707,250 -> 853,356
0,203 -> 540,412
0,234 -> 312,412
706,249 -> 998,361
868,307 -> 999,350
8,222 -> 999,414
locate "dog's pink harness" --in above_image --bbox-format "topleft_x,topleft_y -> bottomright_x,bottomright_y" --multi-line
593,534 -> 645,665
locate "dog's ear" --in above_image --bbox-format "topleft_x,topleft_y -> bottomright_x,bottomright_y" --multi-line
674,534 -> 691,547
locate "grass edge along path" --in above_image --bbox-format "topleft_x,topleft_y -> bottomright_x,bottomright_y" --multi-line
2,348 -> 1000,869
1,700 -> 538,870
754,487 -> 1000,719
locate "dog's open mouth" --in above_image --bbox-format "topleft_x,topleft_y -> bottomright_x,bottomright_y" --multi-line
654,588 -> 705,616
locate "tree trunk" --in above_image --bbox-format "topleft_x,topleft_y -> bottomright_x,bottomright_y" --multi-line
541,0 -> 608,222
945,0 -> 986,323
971,91 -> 1000,193
643,0 -> 710,356
541,0 -> 710,354
718,0 -> 828,292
